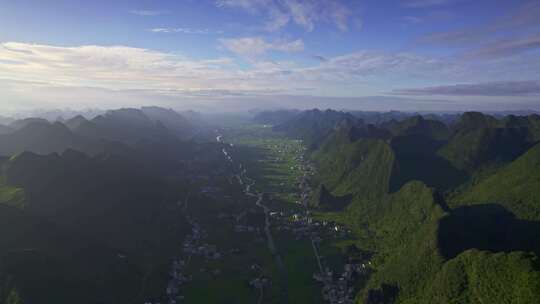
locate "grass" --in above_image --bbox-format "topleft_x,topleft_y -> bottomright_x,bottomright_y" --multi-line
225,124 -> 306,204
0,176 -> 25,208
279,237 -> 324,304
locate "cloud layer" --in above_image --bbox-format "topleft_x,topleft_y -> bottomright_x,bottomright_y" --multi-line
1,41 -> 539,112
396,81 -> 540,96
219,37 -> 304,58
422,2 -> 540,59
216,0 -> 351,32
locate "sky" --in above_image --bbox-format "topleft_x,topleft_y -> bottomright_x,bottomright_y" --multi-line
0,0 -> 540,114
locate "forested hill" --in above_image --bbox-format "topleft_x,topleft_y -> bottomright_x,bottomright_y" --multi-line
0,150 -> 194,303
0,107 -> 217,304
0,107 -> 194,157
261,109 -> 540,304
272,109 -> 361,147
266,110 -> 540,197
453,142 -> 540,220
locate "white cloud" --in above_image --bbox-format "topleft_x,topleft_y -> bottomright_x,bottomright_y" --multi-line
395,80 -> 540,96
1,41 -> 540,113
219,37 -> 304,58
130,10 -> 169,16
149,28 -> 223,34
403,16 -> 423,24
0,42 -> 239,92
216,0 -> 351,32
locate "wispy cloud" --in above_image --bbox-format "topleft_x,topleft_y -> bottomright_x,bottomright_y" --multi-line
219,37 -> 304,59
418,2 -> 540,61
216,0 -> 351,32
464,33 -> 540,59
401,0 -> 465,8
422,2 -> 540,45
395,80 -> 540,96
130,10 -> 169,16
403,16 -> 423,24
149,28 -> 223,34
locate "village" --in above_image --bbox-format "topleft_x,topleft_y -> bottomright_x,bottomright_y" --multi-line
149,131 -> 370,304
241,136 -> 369,304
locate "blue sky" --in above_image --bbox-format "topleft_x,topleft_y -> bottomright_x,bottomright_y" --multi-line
0,0 -> 539,113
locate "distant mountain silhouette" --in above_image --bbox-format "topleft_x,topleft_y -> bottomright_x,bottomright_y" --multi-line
64,115 -> 88,130
9,117 -> 50,130
253,109 -> 301,125
274,109 -> 361,147
0,124 -> 13,135
141,106 -> 192,139
0,107 -> 192,157
0,121 -> 92,155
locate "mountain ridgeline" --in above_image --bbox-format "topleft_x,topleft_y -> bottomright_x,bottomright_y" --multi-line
0,107 -> 194,156
1,106 -> 540,304
259,109 -> 540,303
0,107 -> 222,304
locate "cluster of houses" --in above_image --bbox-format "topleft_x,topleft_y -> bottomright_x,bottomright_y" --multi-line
270,210 -> 350,241
159,214 -> 226,304
218,211 -> 263,236
182,219 -> 222,260
289,149 -> 369,304
214,135 -> 366,303
234,224 -> 260,233
313,262 -> 369,304
159,216 -> 205,304
249,276 -> 271,290
222,148 -> 233,162
163,258 -> 190,304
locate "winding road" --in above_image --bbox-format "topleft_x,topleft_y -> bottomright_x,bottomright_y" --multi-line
218,134 -> 289,303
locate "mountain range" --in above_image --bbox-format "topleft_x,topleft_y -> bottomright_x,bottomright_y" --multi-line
258,108 -> 540,303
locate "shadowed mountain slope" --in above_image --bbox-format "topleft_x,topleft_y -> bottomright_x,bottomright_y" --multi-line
452,142 -> 540,220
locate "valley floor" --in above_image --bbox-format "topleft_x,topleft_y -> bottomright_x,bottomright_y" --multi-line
161,124 -> 370,304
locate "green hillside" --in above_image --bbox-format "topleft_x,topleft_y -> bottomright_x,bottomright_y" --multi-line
384,115 -> 450,141
453,143 -> 540,220
358,182 -> 540,304
359,182 -> 448,303
438,112 -> 538,173
423,249 -> 540,304
298,112 -> 540,303
312,136 -> 395,200
273,109 -> 361,147
0,181 -> 25,209
389,134 -> 467,192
